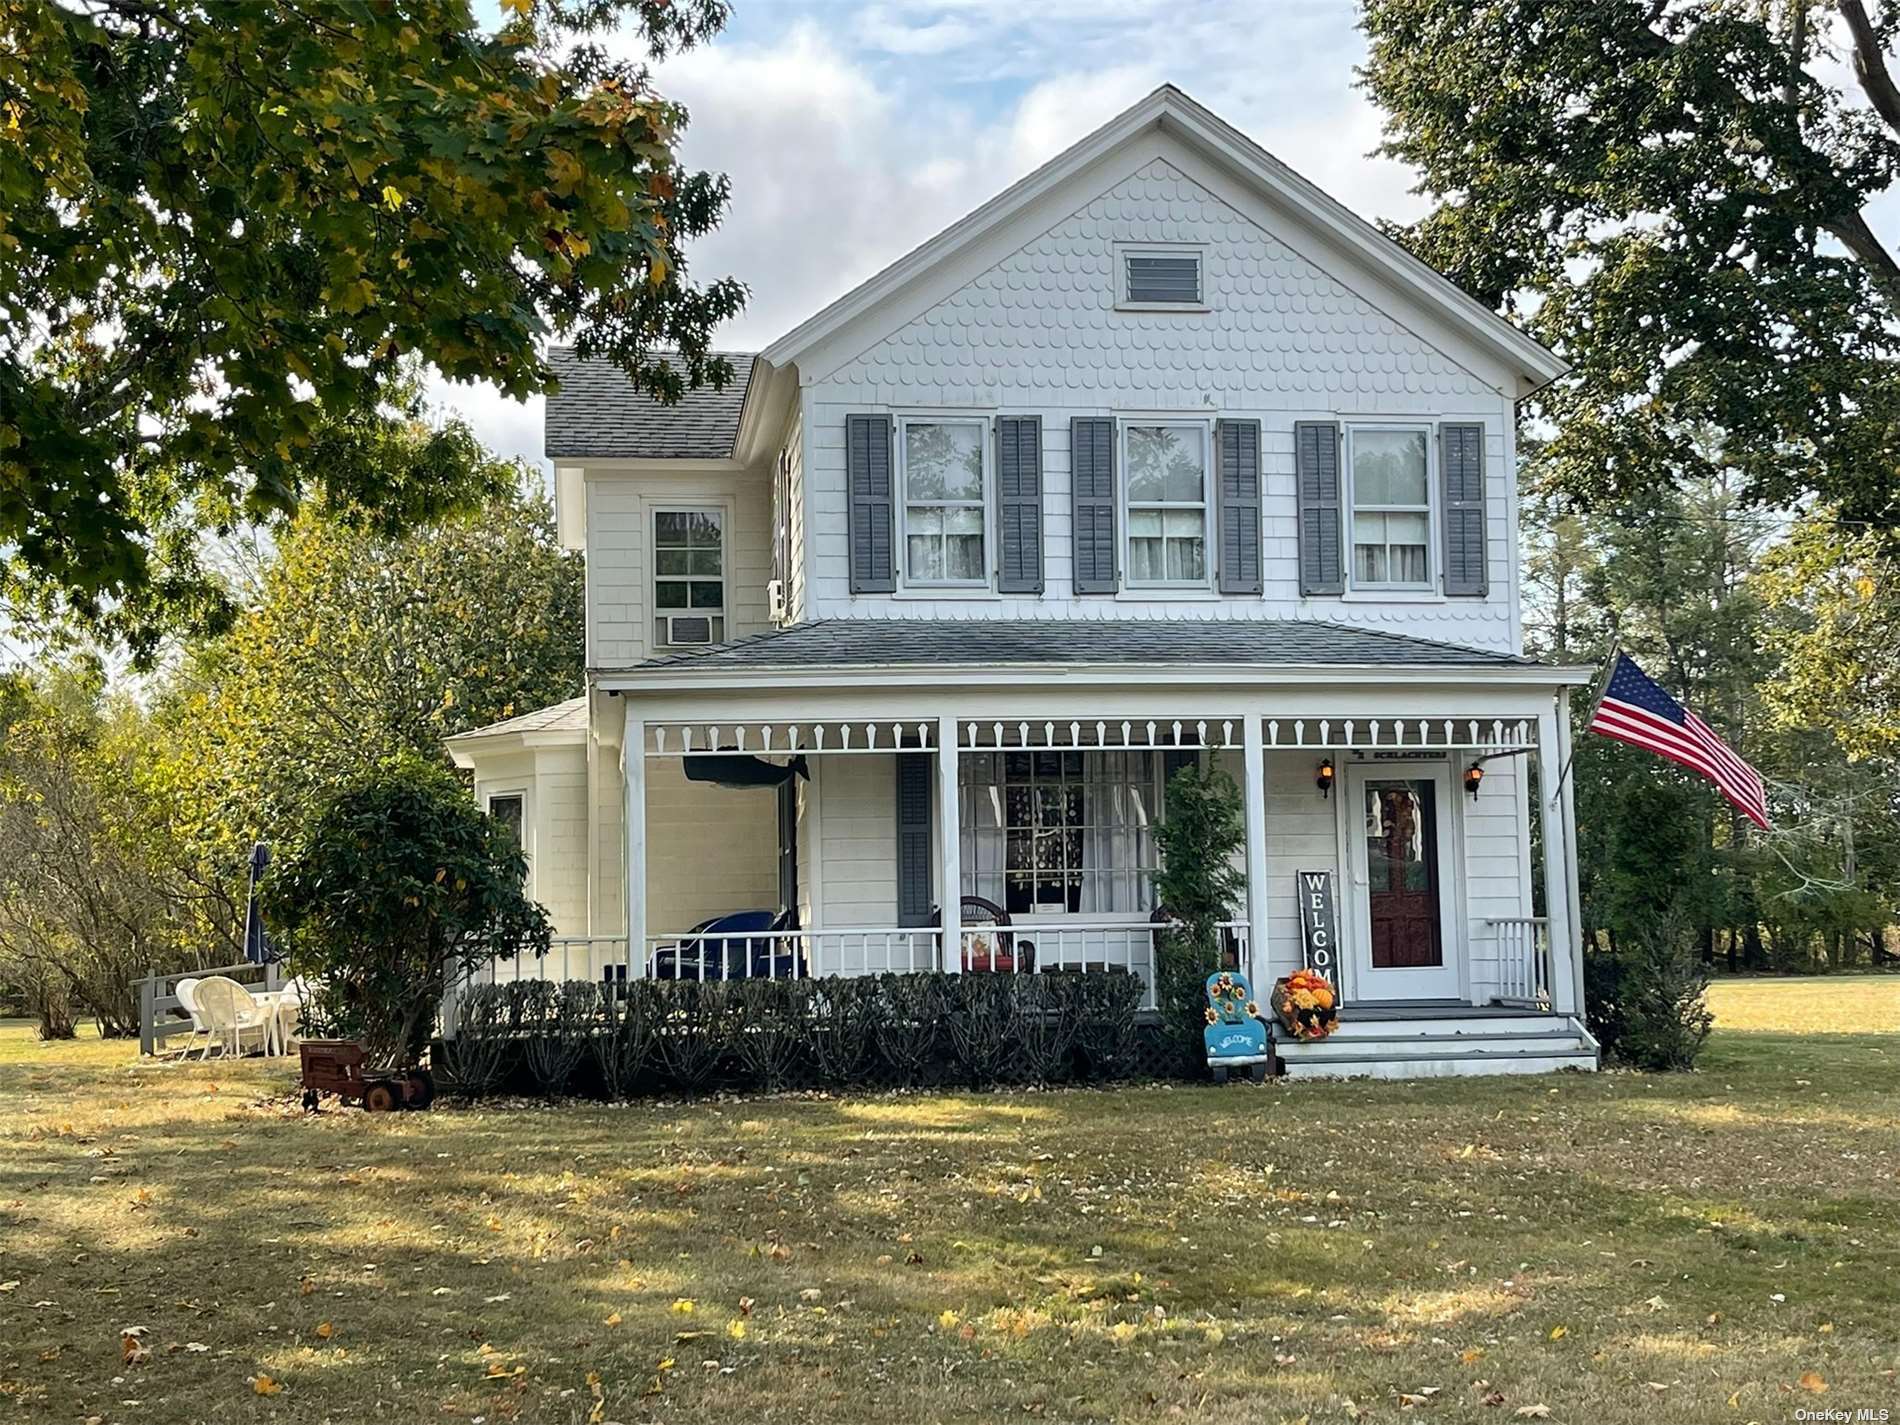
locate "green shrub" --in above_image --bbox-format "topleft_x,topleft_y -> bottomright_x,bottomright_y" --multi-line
267,756 -> 550,1066
439,984 -> 512,1098
1073,970 -> 1143,1079
875,973 -> 949,1086
1014,973 -> 1082,1083
655,980 -> 741,1093
523,980 -> 599,1097
945,972 -> 1017,1085
732,977 -> 811,1090
808,976 -> 877,1083
1614,931 -> 1714,1070
593,980 -> 660,1100
437,969 -> 1172,1098
1154,761 -> 1246,1071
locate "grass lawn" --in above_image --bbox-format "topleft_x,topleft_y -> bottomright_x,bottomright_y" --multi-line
2,978 -> 1896,1425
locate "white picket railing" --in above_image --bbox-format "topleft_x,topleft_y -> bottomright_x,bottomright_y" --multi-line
480,936 -> 632,986
642,927 -> 941,982
1488,916 -> 1551,1007
958,918 -> 1164,1007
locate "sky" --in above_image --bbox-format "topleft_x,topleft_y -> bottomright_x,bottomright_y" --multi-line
439,0 -> 1900,471
435,0 -> 1438,467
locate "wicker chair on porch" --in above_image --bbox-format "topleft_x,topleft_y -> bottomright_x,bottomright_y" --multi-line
933,896 -> 1033,974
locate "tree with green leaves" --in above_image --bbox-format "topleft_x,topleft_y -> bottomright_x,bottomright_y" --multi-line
1362,0 -> 1900,521
267,755 -> 551,1066
155,472 -> 585,888
1153,761 -> 1247,1066
1,0 -> 743,652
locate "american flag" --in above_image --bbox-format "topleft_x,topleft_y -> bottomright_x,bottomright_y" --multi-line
1588,653 -> 1770,829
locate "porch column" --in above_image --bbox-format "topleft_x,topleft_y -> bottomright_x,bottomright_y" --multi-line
624,716 -> 648,978
1240,713 -> 1270,991
1555,693 -> 1588,1017
936,716 -> 961,974
1535,700 -> 1578,1015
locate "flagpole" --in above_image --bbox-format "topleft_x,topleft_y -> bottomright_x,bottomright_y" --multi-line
1549,637 -> 1621,808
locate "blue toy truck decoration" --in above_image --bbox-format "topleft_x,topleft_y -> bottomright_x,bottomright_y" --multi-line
1203,970 -> 1273,1083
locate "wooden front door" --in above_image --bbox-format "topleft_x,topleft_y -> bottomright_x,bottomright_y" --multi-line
1367,779 -> 1441,969
1347,767 -> 1462,1000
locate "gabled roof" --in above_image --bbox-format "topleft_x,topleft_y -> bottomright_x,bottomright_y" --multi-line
545,350 -> 754,461
613,620 -> 1540,674
759,84 -> 1564,396
445,696 -> 588,743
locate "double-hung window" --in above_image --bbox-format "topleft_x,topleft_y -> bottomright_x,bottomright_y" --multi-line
1123,421 -> 1209,586
901,418 -> 989,585
1348,426 -> 1433,589
959,751 -> 1160,916
653,509 -> 726,645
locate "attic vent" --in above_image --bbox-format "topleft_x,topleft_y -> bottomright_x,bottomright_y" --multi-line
1121,248 -> 1203,307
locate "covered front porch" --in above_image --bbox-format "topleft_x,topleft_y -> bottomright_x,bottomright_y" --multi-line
609,677 -> 1588,1045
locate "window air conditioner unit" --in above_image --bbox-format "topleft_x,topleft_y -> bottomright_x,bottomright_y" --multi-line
662,615 -> 716,646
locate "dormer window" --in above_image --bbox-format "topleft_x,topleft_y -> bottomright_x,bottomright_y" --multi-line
1117,244 -> 1205,310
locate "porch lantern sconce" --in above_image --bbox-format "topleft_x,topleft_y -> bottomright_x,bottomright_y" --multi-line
1464,762 -> 1485,800
1315,758 -> 1334,799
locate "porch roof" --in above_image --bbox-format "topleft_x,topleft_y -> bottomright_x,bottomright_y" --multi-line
614,619 -> 1544,675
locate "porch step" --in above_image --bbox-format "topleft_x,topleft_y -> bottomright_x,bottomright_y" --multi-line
1275,1013 -> 1599,1081
1278,1048 -> 1599,1080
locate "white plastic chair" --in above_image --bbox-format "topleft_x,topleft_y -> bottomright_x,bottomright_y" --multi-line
192,975 -> 274,1058
172,977 -> 212,1059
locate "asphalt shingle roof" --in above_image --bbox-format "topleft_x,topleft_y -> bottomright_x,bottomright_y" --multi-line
445,696 -> 588,741
621,620 -> 1538,673
545,349 -> 754,460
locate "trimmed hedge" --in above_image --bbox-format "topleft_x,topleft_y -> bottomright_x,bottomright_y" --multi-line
436,970 -> 1148,1099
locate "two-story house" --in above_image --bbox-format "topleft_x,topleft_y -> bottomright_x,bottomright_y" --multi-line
446,86 -> 1599,1077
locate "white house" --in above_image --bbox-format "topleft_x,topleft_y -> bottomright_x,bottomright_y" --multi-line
446,86 -> 1599,1078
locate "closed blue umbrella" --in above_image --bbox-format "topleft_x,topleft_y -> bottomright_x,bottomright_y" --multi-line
243,842 -> 272,965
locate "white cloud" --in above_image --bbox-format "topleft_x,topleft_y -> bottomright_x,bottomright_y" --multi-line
431,2 -> 1436,467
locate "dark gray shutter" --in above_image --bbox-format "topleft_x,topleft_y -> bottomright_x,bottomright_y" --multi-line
1215,419 -> 1263,595
995,416 -> 1044,594
1162,749 -> 1199,802
1294,420 -> 1344,595
1070,417 -> 1118,594
846,414 -> 895,594
894,752 -> 933,928
1440,423 -> 1487,597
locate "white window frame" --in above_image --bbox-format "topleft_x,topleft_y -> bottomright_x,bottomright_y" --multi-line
1114,242 -> 1208,312
1120,417 -> 1214,590
1344,422 -> 1438,593
484,788 -> 533,895
651,505 -> 728,647
897,414 -> 993,590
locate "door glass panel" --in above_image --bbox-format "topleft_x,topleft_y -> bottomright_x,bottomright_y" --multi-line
1364,779 -> 1442,970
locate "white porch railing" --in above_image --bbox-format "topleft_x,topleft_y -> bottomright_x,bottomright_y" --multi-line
642,928 -> 941,982
960,918 -> 1164,1008
1487,916 -> 1551,1007
480,936 -> 632,986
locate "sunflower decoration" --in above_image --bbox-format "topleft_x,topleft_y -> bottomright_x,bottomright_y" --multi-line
1271,969 -> 1339,1041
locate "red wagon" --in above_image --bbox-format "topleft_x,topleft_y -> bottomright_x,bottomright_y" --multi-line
298,1039 -> 433,1112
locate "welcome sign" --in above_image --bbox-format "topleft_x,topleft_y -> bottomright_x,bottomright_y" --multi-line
1298,870 -> 1339,980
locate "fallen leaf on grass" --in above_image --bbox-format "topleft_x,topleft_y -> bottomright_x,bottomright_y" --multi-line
253,1375 -> 282,1396
314,1322 -> 334,1340
1799,1372 -> 1828,1394
1460,1347 -> 1486,1365
726,1319 -> 747,1340
1548,1325 -> 1567,1341
1514,1408 -> 1550,1420
605,1311 -> 622,1327
1480,1392 -> 1506,1407
120,1329 -> 149,1366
